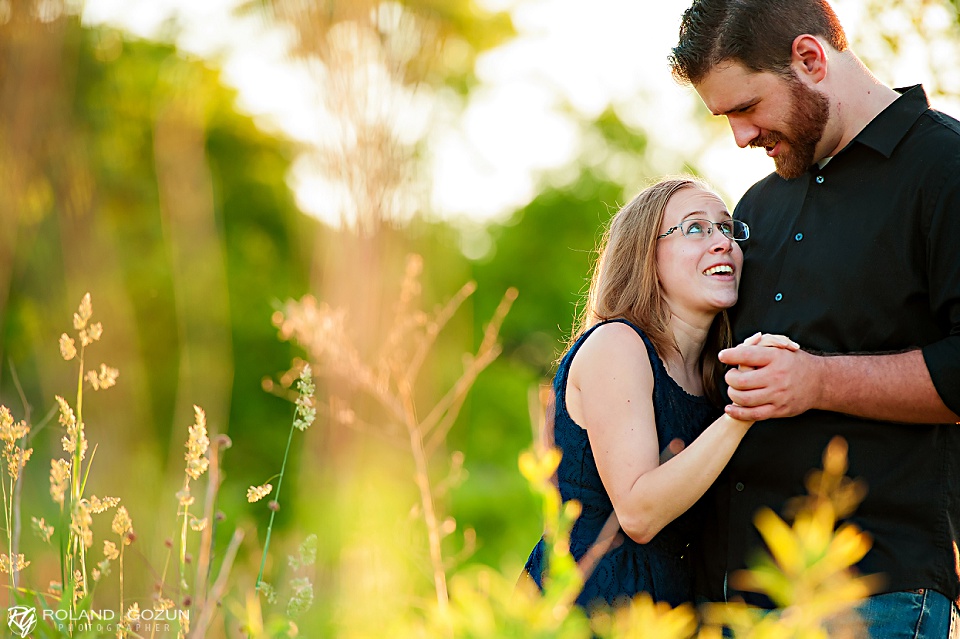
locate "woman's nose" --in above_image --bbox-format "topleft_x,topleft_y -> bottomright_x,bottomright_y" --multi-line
709,231 -> 734,252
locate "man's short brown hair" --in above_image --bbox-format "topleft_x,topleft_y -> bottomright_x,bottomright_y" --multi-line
669,0 -> 848,85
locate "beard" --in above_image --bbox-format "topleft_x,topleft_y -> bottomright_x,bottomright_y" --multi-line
752,75 -> 830,180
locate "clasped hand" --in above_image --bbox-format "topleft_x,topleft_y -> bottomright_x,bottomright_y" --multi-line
719,332 -> 822,421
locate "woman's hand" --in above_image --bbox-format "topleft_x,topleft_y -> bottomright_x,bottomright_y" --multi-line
741,331 -> 800,351
736,333 -> 799,372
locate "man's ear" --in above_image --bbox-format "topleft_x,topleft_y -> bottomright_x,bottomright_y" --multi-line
791,34 -> 828,82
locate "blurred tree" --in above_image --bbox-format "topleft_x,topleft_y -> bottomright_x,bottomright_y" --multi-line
845,0 -> 960,101
248,0 -> 516,322
0,12 -> 313,603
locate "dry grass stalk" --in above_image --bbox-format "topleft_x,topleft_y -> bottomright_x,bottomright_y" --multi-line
0,404 -> 32,591
275,253 -> 516,611
259,0 -> 432,235
189,528 -> 245,638
247,365 -> 317,626
153,407 -> 236,639
192,433 -> 233,624
53,293 -> 123,615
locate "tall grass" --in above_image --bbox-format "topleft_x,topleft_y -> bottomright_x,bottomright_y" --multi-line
0,288 -> 875,638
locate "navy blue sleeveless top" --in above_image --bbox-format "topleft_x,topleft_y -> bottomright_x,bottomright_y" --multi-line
523,319 -> 719,609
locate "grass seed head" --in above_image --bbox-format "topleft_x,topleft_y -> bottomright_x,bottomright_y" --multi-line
112,506 -> 134,544
176,488 -> 195,507
247,484 -> 273,503
32,517 -> 55,543
104,540 -> 120,560
86,363 -> 119,390
59,333 -> 77,360
56,396 -> 87,460
0,553 -> 30,574
73,293 -> 93,330
71,501 -> 94,549
184,405 -> 210,480
88,495 -> 120,513
50,458 -> 71,505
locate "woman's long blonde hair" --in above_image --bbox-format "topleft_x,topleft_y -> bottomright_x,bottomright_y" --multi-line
571,177 -> 732,406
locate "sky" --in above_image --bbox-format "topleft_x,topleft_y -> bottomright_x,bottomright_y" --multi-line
81,0 -> 960,229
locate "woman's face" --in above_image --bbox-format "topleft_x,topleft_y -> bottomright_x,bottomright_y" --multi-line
655,186 -> 744,320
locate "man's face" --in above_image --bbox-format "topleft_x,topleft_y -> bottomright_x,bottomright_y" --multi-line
695,62 -> 831,179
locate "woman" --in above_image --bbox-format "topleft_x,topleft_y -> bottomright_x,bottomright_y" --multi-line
523,177 -> 795,609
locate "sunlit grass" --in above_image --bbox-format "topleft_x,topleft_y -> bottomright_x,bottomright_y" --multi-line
0,285 -> 876,639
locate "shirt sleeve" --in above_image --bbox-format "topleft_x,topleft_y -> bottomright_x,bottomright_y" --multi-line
920,152 -> 960,416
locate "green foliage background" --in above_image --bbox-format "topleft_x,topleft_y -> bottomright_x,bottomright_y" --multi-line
0,0 -> 958,635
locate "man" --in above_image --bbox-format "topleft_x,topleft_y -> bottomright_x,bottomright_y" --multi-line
669,0 -> 960,635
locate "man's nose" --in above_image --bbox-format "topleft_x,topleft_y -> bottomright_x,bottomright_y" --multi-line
729,118 -> 759,149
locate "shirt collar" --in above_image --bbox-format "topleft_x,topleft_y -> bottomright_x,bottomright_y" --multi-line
851,84 -> 930,158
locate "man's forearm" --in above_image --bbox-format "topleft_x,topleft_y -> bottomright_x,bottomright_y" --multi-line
817,350 -> 959,423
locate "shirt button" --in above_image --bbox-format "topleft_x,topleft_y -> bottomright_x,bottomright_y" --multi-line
815,175 -> 825,184
735,482 -> 745,492
775,293 -> 783,302
795,233 -> 803,241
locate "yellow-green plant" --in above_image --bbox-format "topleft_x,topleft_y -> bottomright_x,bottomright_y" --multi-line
249,364 -> 316,613
52,293 -> 123,618
421,445 -> 591,638
590,593 -> 700,639
152,406 -> 238,639
419,436 -> 876,639
0,292 -> 242,638
0,404 -> 32,592
703,437 -> 878,639
0,287 -> 881,639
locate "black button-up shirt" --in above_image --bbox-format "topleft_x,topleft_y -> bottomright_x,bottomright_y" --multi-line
704,85 -> 960,605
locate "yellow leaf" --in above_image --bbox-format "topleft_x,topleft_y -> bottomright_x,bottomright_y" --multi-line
518,447 -> 561,484
794,501 -> 836,559
754,508 -> 803,576
824,523 -> 872,568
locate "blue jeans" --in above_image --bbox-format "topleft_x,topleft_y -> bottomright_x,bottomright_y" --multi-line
842,590 -> 960,639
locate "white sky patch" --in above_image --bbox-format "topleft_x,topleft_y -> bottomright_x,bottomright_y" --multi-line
443,0 -> 768,216
429,81 -> 580,220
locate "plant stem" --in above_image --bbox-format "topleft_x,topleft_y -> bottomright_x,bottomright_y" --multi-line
119,542 -> 125,634
255,410 -> 297,589
151,546 -> 173,639
10,362 -> 32,592
180,477 -> 191,591
400,385 -> 448,612
72,345 -> 88,606
193,440 -> 223,616
3,474 -> 13,593
189,529 -> 244,639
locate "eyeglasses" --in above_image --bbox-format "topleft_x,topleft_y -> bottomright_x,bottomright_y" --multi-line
657,218 -> 750,241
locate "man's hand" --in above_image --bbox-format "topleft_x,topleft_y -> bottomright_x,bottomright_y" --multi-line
719,334 -> 822,421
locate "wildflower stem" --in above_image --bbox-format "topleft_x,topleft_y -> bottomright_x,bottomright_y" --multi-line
72,344 -> 89,605
400,385 -> 448,612
119,541 -> 125,635
172,491 -> 191,639
180,477 -> 191,598
3,473 -> 13,592
75,347 -> 85,505
255,410 -> 296,589
190,528 -> 244,639
194,435 -> 228,615
10,366 -> 31,593
151,547 -> 173,639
